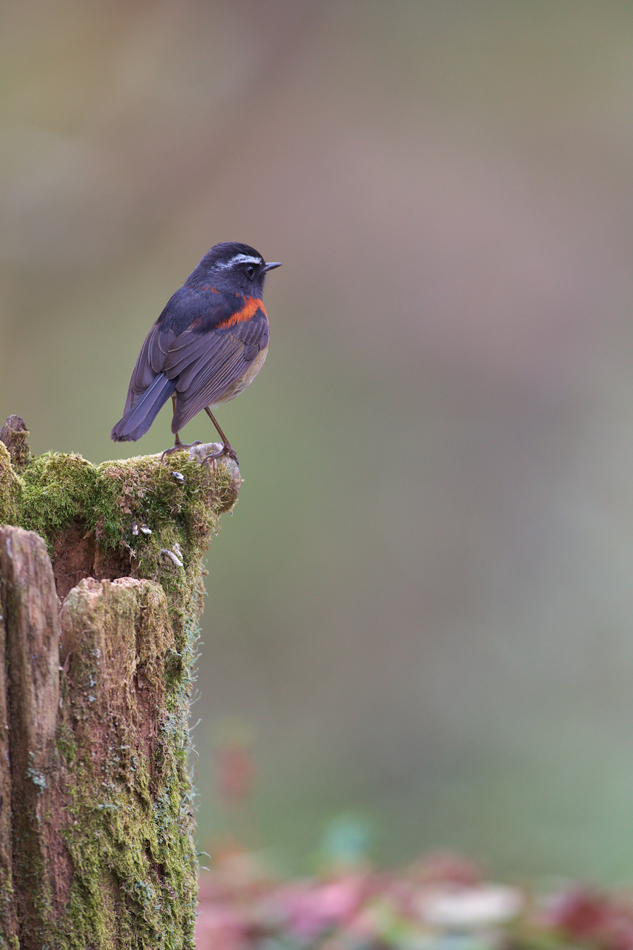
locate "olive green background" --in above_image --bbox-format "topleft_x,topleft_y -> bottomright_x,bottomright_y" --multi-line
3,0 -> 633,880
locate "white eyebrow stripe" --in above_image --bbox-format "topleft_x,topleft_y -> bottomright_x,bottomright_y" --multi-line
216,254 -> 263,269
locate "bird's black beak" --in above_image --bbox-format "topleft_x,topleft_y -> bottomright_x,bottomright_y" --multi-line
263,261 -> 282,272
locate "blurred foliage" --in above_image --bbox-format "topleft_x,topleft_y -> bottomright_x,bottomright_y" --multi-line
195,847 -> 633,950
3,0 -> 633,879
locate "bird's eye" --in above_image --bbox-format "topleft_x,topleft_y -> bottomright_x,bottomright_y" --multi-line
245,264 -> 256,278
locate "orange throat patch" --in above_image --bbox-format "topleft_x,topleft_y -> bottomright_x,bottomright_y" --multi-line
218,296 -> 267,329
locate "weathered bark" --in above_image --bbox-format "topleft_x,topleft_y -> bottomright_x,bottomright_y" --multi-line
0,417 -> 241,949
1,528 -> 60,949
0,540 -> 18,947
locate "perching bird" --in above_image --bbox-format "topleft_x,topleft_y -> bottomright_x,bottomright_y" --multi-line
110,242 -> 281,464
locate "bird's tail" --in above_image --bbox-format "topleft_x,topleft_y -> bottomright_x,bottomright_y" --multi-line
110,374 -> 177,442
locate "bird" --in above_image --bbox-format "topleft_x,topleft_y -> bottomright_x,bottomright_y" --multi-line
110,242 -> 281,464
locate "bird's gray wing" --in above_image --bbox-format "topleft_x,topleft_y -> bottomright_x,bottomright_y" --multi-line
164,309 -> 269,433
122,323 -> 177,413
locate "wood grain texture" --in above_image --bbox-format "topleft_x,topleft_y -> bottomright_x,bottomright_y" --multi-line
0,526 -> 60,949
0,528 -> 198,949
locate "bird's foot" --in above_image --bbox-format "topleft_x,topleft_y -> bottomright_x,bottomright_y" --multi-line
203,442 -> 239,467
161,440 -> 202,462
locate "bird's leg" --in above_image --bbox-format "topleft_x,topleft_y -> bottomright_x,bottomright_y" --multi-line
161,396 -> 202,460
202,407 -> 239,465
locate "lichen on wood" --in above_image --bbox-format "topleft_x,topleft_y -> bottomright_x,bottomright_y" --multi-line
57,576 -> 198,947
0,417 -> 241,949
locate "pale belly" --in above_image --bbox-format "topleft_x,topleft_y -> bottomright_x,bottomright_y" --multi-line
210,345 -> 268,408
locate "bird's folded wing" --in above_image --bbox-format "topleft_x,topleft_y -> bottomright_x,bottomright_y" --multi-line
123,324 -> 177,413
164,315 -> 269,431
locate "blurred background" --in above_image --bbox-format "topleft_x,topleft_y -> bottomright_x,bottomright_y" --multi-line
2,0 -> 633,882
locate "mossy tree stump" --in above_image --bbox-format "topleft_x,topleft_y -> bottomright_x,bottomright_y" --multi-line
0,416 -> 240,949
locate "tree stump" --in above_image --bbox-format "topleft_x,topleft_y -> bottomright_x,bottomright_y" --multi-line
0,416 -> 241,949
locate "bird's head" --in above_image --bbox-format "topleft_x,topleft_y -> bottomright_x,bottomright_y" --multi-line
188,242 -> 281,296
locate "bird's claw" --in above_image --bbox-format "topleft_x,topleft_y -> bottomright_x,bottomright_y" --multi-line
203,443 -> 239,467
161,440 -> 203,462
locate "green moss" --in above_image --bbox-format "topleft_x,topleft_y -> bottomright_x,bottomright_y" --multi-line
56,725 -> 77,766
16,452 -> 97,545
0,442 -> 22,526
13,448 -> 232,559
58,746 -> 197,949
12,448 -> 237,627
